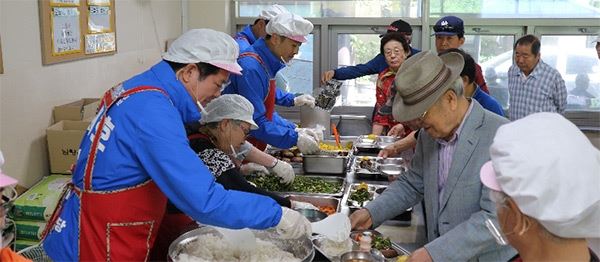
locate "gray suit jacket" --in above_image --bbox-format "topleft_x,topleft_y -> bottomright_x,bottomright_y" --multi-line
366,101 -> 516,261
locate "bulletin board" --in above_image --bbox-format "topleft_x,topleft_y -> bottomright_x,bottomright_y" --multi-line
39,0 -> 116,65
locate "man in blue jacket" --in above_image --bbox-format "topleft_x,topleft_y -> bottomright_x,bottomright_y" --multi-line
234,4 -> 289,52
225,13 -> 321,153
41,29 -> 311,261
321,19 -> 421,84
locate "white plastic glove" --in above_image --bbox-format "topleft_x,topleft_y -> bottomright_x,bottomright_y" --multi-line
295,127 -> 323,141
275,207 -> 312,239
269,160 -> 295,184
297,132 -> 320,155
291,200 -> 319,210
240,162 -> 269,176
294,94 -> 316,108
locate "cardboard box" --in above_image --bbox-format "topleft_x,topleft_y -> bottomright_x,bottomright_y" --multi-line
46,120 -> 90,174
52,98 -> 100,123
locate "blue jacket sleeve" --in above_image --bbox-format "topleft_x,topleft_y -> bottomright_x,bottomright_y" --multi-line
333,54 -> 387,80
230,66 -> 299,149
275,87 -> 295,107
272,112 -> 297,129
133,94 -> 282,229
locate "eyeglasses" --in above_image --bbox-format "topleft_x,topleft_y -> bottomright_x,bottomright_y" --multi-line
383,48 -> 405,57
233,121 -> 251,137
433,24 -> 457,33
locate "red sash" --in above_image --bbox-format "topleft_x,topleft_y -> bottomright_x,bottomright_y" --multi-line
239,52 -> 276,151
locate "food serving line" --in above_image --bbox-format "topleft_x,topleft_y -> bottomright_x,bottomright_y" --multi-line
260,137 -> 420,261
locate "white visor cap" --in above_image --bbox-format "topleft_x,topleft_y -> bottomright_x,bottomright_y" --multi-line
265,13 -> 313,43
163,29 -> 242,75
259,4 -> 289,20
199,94 -> 258,130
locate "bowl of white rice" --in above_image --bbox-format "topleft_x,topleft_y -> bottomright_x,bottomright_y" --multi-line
168,226 -> 314,262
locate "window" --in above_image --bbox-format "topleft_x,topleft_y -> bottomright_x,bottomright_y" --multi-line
278,34 -> 314,95
430,0 -> 600,18
540,35 -> 600,111
465,34 -> 517,110
237,0 -> 421,18
335,33 -> 381,106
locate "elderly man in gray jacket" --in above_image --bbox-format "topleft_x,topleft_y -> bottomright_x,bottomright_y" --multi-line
350,51 -> 516,261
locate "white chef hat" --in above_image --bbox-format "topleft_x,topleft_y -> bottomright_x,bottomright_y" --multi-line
199,94 -> 258,130
258,4 -> 289,20
480,112 -> 600,238
266,13 -> 313,43
163,29 -> 242,75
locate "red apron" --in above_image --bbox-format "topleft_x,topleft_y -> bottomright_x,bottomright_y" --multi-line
239,52 -> 276,151
77,85 -> 170,261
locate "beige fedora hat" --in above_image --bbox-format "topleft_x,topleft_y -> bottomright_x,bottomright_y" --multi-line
392,51 -> 464,122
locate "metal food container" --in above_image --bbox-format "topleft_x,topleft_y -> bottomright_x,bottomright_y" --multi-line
343,183 -> 387,210
168,226 -> 314,262
303,154 -> 349,174
287,194 -> 341,214
281,175 -> 347,197
378,164 -> 408,178
376,157 -> 406,166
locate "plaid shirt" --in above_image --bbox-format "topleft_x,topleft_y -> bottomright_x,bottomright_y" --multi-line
508,60 -> 567,120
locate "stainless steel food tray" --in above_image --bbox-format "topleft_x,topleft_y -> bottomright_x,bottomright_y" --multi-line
255,175 -> 346,198
312,233 -> 410,262
303,154 -> 349,175
286,194 -> 341,214
342,183 -> 388,209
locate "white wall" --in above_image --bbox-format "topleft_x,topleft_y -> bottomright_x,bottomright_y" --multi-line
0,0 -> 183,187
188,0 -> 231,34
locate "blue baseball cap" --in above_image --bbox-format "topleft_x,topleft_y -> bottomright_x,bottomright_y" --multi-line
433,16 -> 464,36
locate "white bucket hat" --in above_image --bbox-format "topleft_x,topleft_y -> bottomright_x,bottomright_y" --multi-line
163,29 -> 243,75
265,13 -> 313,43
480,112 -> 600,238
199,94 -> 258,130
259,4 -> 289,20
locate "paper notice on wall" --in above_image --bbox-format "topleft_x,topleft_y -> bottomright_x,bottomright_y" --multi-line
50,0 -> 80,6
85,32 -> 115,54
52,7 -> 82,55
88,0 -> 110,5
88,5 -> 111,33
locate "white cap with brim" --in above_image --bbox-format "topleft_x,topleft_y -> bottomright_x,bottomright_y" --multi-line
266,13 -> 313,43
0,151 -> 17,187
480,112 -> 600,239
163,29 -> 243,75
259,4 -> 289,20
199,94 -> 258,130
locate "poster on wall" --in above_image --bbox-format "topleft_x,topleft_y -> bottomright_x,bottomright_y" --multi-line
88,5 -> 111,33
88,0 -> 110,5
85,32 -> 115,54
50,0 -> 80,6
51,7 -> 82,55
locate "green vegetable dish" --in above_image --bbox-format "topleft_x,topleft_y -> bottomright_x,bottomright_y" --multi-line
247,175 -> 342,194
371,235 -> 392,250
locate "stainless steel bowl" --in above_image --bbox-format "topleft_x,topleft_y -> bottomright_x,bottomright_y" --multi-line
340,251 -> 375,262
377,136 -> 399,143
168,226 -> 314,262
